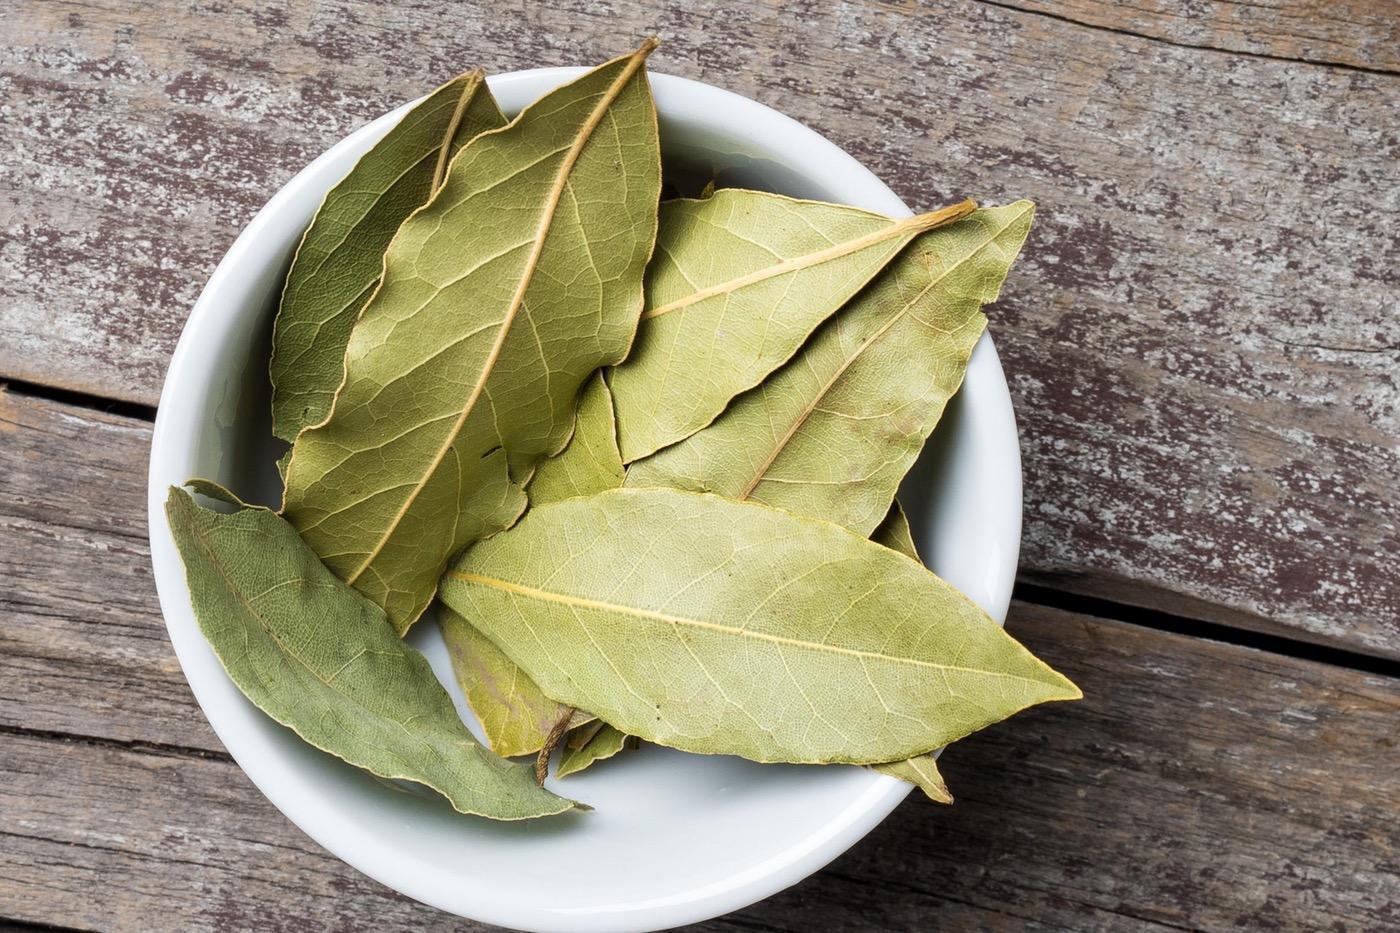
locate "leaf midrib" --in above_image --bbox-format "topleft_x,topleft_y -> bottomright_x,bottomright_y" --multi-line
641,198 -> 976,321
432,70 -> 486,191
298,81 -> 479,288
345,47 -> 652,586
447,568 -> 1050,684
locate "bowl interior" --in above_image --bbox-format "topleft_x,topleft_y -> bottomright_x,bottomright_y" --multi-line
148,68 -> 1022,932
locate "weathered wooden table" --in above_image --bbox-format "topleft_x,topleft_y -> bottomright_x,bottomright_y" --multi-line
3,2 -> 1397,929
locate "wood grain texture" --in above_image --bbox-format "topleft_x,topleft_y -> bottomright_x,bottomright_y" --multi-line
1,604 -> 1395,931
997,0 -> 1400,73
0,387 -> 218,752
2,0 -> 1396,658
1,388 -> 1397,930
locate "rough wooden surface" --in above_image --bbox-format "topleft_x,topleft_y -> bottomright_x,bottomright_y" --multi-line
1000,0 -> 1400,72
3,0 -> 1397,658
3,387 -> 1399,931
4,596 -> 1397,929
0,388 -> 212,752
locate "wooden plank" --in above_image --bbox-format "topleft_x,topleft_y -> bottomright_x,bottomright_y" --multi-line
2,602 -> 1395,931
2,1 -> 1397,656
998,0 -> 1400,72
0,387 -> 218,752
0,731 -> 470,932
2,388 -> 1396,929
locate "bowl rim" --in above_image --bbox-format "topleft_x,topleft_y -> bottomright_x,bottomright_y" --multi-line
147,66 -> 1023,931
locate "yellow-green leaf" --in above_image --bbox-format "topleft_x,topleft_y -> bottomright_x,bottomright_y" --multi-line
626,203 -> 1032,537
869,499 -> 950,797
609,191 -> 975,462
525,373 -> 626,504
281,44 -> 662,633
163,486 -> 574,820
872,755 -> 952,804
438,604 -> 575,758
567,720 -> 606,749
441,488 -> 1081,765
439,373 -> 619,756
270,71 -> 507,446
871,498 -> 920,561
557,724 -> 633,778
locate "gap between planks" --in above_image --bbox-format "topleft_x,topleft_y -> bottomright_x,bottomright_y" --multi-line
0,723 -> 231,764
1015,583 -> 1400,680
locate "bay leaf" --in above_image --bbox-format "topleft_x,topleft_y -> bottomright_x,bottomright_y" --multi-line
557,725 -> 633,779
872,756 -> 952,804
439,373 -> 619,756
440,487 -> 1080,765
163,486 -> 575,820
281,42 -> 662,634
608,190 -> 976,462
524,372 -> 626,504
567,720 -> 607,750
871,498 -> 920,560
269,70 -> 507,446
438,604 -> 575,758
869,499 -> 950,802
626,202 -> 1032,538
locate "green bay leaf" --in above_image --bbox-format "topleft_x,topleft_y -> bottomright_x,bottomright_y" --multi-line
557,724 -> 633,779
281,43 -> 662,633
441,487 -> 1080,765
164,486 -> 574,820
525,372 -> 626,504
439,373 -> 619,756
609,190 -> 975,462
270,70 -> 507,446
626,202 -> 1033,537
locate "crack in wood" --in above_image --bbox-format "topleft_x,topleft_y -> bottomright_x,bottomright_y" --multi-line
975,0 -> 1400,77
0,724 -> 231,764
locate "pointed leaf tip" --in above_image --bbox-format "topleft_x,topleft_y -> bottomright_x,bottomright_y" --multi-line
164,487 -> 576,820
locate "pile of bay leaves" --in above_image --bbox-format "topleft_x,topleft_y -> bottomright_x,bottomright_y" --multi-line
166,40 -> 1079,822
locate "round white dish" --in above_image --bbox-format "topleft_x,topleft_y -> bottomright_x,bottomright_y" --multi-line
146,67 -> 1023,932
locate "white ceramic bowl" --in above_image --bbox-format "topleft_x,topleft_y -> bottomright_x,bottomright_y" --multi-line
147,68 -> 1023,932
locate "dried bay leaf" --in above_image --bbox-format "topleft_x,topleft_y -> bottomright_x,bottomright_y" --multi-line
441,488 -> 1080,765
524,373 -> 626,504
164,486 -> 575,820
282,43 -> 662,633
438,605 -> 575,758
439,373 -> 619,756
872,756 -> 952,804
869,499 -> 951,803
871,498 -> 920,559
627,202 -> 1033,538
270,71 -> 507,446
557,725 -> 633,779
609,190 -> 976,462
567,720 -> 606,749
